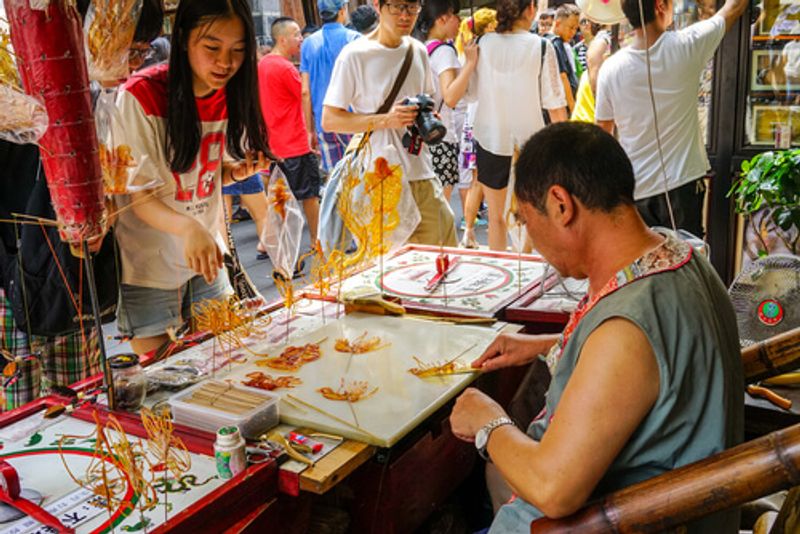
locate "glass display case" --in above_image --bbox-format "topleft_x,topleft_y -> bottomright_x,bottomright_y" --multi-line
744,0 -> 800,147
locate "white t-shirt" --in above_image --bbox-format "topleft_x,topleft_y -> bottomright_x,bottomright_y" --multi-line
324,36 -> 436,182
113,65 -> 227,289
426,40 -> 461,145
469,32 -> 566,156
595,15 -> 726,200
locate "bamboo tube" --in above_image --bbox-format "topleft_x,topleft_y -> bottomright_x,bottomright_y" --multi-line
742,326 -> 800,383
530,423 -> 800,533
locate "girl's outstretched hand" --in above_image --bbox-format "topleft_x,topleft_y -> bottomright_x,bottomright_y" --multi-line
229,151 -> 271,182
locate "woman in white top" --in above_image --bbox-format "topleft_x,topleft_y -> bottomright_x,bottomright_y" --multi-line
414,0 -> 478,212
470,0 -> 567,250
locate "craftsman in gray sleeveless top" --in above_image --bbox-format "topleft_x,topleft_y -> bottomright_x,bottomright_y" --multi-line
449,122 -> 743,534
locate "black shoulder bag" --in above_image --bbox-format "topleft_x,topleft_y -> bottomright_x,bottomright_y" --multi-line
0,172 -> 118,338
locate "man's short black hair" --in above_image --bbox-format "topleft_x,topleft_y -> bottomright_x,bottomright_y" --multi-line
622,0 -> 657,28
133,0 -> 164,44
271,16 -> 297,42
351,4 -> 379,33
515,123 -> 635,213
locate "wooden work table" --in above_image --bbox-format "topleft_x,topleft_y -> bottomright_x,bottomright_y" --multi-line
231,360 -> 534,534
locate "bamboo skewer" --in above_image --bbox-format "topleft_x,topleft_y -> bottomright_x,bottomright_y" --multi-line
187,393 -> 254,411
184,381 -> 275,414
201,381 -> 269,403
280,395 -> 307,413
185,397 -> 250,414
286,393 -> 381,442
197,389 -> 264,406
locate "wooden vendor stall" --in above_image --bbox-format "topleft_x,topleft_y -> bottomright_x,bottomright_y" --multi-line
0,240 -> 559,533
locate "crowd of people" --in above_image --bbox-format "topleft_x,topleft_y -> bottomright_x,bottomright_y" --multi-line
0,0 -> 754,531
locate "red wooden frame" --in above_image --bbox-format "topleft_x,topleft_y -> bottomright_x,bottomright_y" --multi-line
504,286 -> 571,330
0,397 -> 279,533
68,297 -> 288,395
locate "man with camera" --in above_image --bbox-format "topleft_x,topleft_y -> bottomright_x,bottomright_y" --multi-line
322,0 -> 457,246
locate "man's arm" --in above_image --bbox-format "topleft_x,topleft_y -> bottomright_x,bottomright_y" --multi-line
717,0 -> 748,31
321,104 -> 418,134
587,37 -> 610,95
451,318 -> 659,518
300,72 -> 318,151
547,107 -> 568,123
560,72 -> 575,112
471,332 -> 561,372
597,119 -> 615,134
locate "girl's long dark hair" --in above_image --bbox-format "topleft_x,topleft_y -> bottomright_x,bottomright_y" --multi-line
167,0 -> 273,173
495,0 -> 533,33
413,0 -> 459,41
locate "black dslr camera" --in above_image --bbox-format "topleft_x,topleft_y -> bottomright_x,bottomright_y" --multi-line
401,94 -> 447,155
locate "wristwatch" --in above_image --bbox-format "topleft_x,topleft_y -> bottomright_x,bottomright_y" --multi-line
475,416 -> 514,461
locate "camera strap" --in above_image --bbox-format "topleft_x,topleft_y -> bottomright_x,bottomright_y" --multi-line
351,43 -> 415,156
378,43 -> 414,114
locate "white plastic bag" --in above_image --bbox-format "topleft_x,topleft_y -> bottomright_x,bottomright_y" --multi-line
505,150 -> 529,253
95,90 -> 158,194
344,145 -> 420,262
84,0 -> 144,82
262,167 -> 304,278
0,84 -> 48,145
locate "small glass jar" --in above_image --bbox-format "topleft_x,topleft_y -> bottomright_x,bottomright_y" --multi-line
109,354 -> 147,411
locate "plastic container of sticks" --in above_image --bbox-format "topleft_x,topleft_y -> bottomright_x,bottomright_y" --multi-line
169,379 -> 280,440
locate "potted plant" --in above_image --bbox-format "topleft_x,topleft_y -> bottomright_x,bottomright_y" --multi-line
729,149 -> 800,257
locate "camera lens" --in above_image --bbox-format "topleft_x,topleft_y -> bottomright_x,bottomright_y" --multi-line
416,112 -> 446,145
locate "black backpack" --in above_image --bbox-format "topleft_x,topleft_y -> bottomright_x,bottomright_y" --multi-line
0,165 -> 119,338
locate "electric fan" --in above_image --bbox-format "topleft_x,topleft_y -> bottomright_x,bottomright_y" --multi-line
728,254 -> 800,347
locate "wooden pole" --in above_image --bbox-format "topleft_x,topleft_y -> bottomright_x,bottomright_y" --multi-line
530,423 -> 800,533
742,326 -> 800,383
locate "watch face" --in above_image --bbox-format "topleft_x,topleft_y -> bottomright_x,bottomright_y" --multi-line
475,428 -> 488,451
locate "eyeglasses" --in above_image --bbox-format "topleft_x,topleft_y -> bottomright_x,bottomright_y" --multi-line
385,2 -> 422,15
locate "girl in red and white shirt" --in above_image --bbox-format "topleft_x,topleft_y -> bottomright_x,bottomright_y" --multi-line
114,0 -> 274,355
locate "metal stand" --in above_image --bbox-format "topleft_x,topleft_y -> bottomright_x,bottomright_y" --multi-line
82,240 -> 115,411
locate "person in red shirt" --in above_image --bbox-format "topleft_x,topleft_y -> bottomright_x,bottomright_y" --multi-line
259,17 -> 323,244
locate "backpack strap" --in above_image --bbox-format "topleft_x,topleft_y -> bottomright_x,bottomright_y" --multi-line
539,37 -> 551,125
539,37 -> 546,98
426,39 -> 457,57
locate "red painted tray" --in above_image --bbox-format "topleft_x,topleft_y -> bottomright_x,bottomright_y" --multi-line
0,397 -> 277,533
